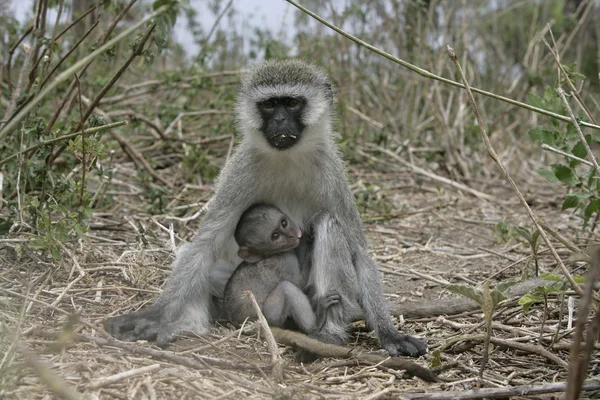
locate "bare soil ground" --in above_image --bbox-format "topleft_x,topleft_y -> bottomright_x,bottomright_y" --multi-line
1,156 -> 598,399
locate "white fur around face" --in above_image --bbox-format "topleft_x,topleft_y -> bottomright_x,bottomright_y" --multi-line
236,83 -> 334,157
237,83 -> 331,131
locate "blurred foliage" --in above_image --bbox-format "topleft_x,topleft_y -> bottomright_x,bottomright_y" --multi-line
1,0 -> 599,261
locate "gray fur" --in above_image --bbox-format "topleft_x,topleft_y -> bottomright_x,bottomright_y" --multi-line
224,204 -> 337,334
104,59 -> 426,357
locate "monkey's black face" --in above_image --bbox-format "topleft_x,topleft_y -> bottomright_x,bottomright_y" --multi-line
257,96 -> 306,150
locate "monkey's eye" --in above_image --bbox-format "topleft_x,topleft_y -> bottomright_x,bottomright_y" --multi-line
286,98 -> 300,108
261,99 -> 276,109
271,232 -> 280,241
281,218 -> 287,228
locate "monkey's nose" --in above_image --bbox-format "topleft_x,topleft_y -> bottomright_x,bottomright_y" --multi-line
296,228 -> 302,238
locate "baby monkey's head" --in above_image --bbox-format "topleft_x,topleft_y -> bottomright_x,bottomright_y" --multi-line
234,204 -> 302,263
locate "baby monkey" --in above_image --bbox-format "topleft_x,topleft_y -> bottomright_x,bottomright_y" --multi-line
223,204 -> 340,333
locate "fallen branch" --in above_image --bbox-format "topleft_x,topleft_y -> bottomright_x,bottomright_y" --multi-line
401,380 -> 600,399
270,327 -> 438,382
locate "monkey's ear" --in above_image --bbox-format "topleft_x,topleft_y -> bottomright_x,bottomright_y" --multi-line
238,247 -> 262,263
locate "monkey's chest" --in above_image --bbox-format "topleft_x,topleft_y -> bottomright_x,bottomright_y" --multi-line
260,170 -> 328,226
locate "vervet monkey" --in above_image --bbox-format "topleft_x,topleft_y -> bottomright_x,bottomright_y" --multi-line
223,204 -> 339,333
105,59 -> 426,357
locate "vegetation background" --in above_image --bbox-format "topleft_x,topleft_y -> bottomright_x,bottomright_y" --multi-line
0,0 -> 599,398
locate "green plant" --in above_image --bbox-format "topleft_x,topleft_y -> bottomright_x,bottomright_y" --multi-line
528,87 -> 599,228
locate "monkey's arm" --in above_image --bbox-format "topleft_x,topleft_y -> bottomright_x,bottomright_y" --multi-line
105,149 -> 259,345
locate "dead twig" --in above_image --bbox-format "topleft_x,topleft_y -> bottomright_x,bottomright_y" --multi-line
565,248 -> 600,400
401,380 -> 600,399
270,327 -> 438,382
244,290 -> 284,381
88,363 -> 161,389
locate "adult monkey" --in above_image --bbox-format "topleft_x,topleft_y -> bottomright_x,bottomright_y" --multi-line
105,60 -> 427,358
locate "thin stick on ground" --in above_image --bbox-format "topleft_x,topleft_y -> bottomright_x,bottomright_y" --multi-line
446,45 -> 585,300
88,363 -> 161,389
244,290 -> 284,381
400,380 -> 600,400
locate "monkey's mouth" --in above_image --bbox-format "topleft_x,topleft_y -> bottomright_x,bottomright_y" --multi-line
267,133 -> 300,150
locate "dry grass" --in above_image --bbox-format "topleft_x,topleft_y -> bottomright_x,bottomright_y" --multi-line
1,1 -> 599,398
1,149 -> 598,398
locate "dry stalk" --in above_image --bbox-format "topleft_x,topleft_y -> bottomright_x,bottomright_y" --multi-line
48,24 -> 158,166
16,341 -> 83,400
541,143 -> 593,167
565,249 -> 600,400
446,45 -> 585,300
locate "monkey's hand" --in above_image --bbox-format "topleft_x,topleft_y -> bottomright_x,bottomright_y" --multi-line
379,329 -> 427,358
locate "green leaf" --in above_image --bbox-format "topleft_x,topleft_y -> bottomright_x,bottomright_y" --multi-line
535,169 -> 559,182
584,199 -> 600,220
529,126 -> 556,145
562,194 -> 580,210
28,237 -> 47,250
430,349 -> 442,368
540,273 -> 562,281
518,293 -> 543,313
551,164 -> 577,186
495,278 -> 520,295
572,141 -> 587,159
446,284 -> 483,305
527,92 -> 544,109
490,289 -> 508,307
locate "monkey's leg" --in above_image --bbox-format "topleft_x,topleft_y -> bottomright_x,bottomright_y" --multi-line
354,250 -> 427,357
105,240 -> 223,345
308,213 -> 360,345
104,151 -> 257,345
263,281 -> 317,333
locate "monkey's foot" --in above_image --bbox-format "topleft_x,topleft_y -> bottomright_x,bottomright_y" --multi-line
314,291 -> 342,331
379,330 -> 427,358
105,309 -> 209,347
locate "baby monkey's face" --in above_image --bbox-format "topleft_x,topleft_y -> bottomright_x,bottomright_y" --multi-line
255,211 -> 302,256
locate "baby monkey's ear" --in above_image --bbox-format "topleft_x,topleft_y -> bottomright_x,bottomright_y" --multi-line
238,247 -> 262,263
